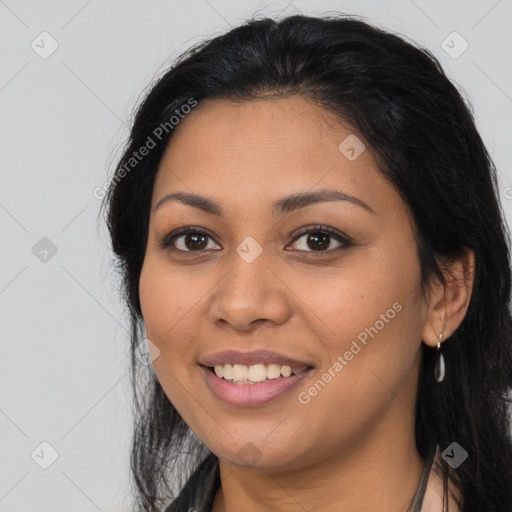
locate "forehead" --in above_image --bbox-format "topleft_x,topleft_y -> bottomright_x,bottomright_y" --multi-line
158,96 -> 346,171
152,96 -> 407,223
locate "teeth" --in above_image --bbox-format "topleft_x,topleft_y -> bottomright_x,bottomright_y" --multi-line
266,364 -> 281,379
281,365 -> 292,377
213,363 -> 307,383
248,364 -> 267,382
233,363 -> 247,381
223,364 -> 233,380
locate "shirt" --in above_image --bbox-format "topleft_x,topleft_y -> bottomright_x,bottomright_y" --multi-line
164,441 -> 437,512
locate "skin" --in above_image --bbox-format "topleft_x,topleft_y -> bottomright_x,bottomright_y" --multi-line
138,96 -> 474,512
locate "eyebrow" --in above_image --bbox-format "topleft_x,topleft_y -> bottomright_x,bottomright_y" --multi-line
154,189 -> 376,216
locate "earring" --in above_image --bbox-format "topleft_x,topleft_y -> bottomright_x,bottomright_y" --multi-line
434,333 -> 445,383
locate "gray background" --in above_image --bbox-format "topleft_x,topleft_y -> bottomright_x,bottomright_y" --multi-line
1,0 -> 511,511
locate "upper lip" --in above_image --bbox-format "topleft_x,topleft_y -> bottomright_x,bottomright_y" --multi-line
199,349 -> 313,370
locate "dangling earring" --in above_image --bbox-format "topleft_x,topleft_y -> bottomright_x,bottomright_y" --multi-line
434,333 -> 445,382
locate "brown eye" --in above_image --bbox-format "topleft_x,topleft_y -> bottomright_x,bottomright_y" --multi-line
159,227 -> 221,253
289,225 -> 353,253
181,233 -> 208,250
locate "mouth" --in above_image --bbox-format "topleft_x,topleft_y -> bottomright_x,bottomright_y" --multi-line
199,363 -> 314,406
206,362 -> 310,384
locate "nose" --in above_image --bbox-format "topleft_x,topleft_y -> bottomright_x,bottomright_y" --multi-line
208,250 -> 293,333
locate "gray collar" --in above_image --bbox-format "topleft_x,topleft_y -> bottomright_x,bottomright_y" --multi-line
407,442 -> 438,512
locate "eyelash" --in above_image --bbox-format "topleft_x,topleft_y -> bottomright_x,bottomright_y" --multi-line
158,224 -> 354,256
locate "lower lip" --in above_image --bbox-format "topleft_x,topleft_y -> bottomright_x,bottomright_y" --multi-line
200,366 -> 313,407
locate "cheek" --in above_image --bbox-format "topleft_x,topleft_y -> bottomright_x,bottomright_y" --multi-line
139,260 -> 193,352
138,260 -> 207,423
299,246 -> 423,385
138,257 -> 218,382
291,263 -> 409,346
139,267 -> 169,337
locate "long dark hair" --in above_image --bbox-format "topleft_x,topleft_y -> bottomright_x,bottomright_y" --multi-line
101,13 -> 512,512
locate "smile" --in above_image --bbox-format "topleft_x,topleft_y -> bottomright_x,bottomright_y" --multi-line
200,364 -> 313,406
212,363 -> 308,383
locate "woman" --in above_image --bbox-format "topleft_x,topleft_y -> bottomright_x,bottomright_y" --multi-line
102,14 -> 512,512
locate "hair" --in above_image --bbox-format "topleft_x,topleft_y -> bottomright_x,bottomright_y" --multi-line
101,13 -> 512,512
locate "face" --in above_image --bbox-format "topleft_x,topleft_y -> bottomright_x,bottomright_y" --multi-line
139,96 -> 429,471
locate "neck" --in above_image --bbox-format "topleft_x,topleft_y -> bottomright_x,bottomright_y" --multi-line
211,405 -> 425,512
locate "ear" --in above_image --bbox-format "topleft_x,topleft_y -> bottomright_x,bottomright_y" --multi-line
421,247 -> 475,347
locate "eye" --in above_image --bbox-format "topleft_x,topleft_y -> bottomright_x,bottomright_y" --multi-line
158,224 -> 354,255
288,225 -> 354,254
158,227 -> 221,253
